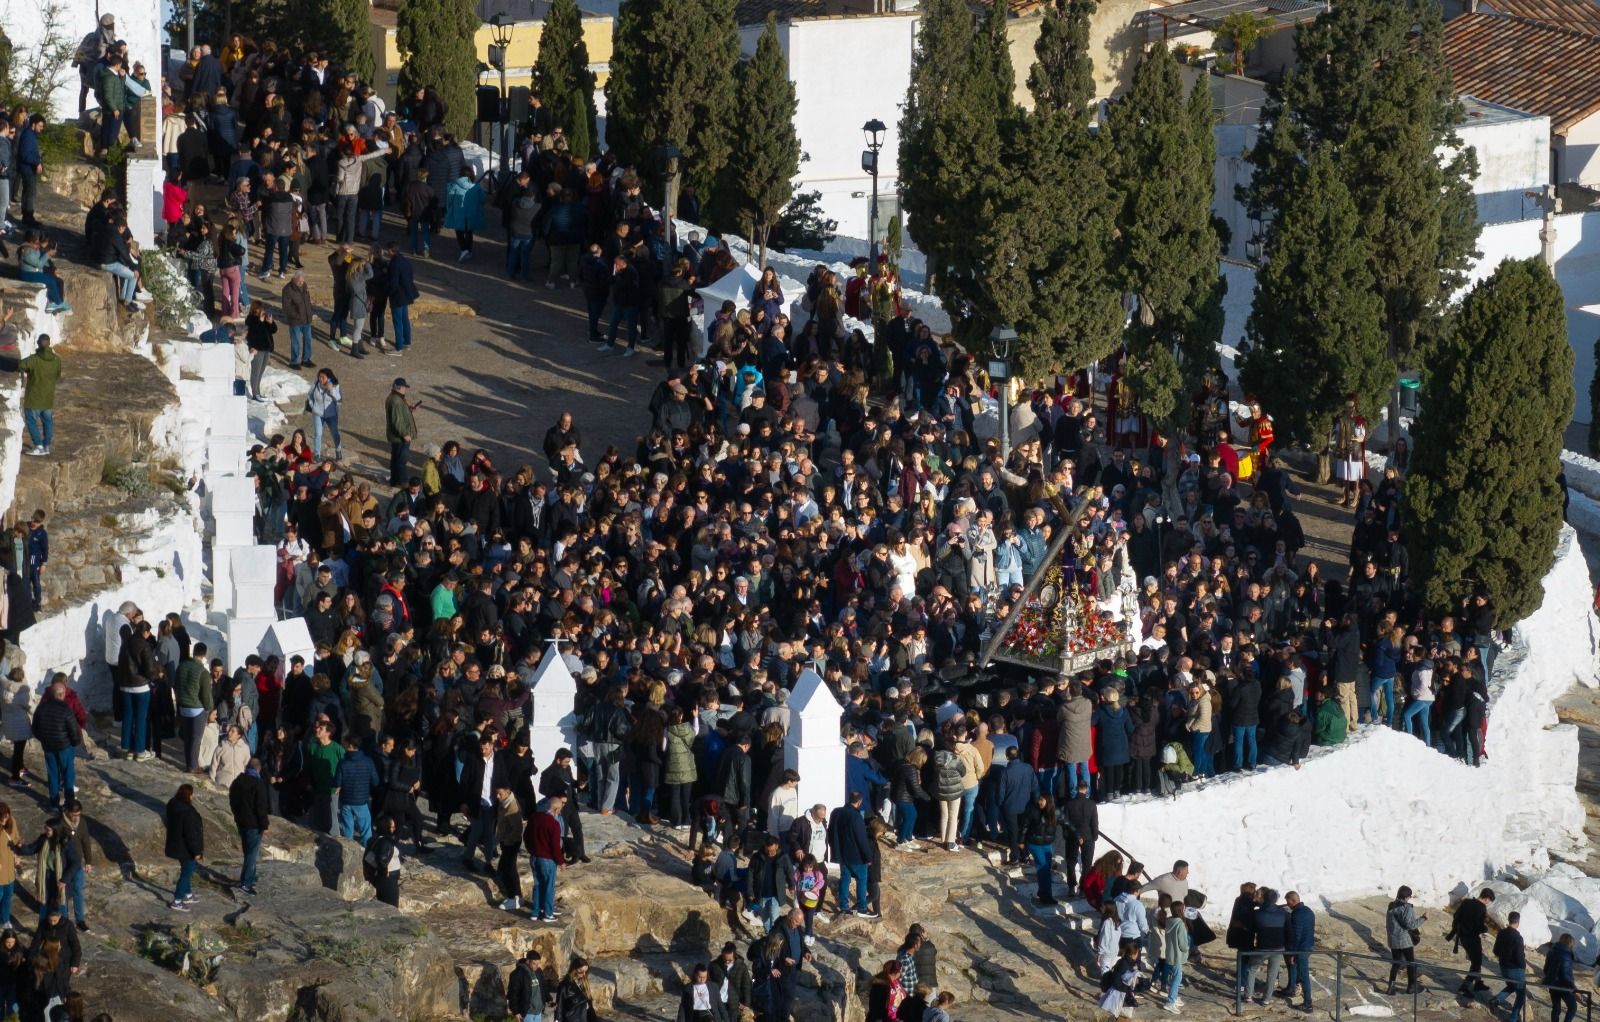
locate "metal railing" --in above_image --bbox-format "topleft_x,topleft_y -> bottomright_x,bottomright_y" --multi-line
1233,948 -> 1593,1022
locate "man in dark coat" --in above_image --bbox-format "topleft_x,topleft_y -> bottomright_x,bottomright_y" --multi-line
228,758 -> 272,895
1449,888 -> 1494,994
716,732 -> 753,841
827,791 -> 875,917
539,748 -> 587,863
708,940 -> 753,1022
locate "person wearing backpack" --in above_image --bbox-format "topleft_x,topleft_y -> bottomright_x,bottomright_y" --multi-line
362,814 -> 401,906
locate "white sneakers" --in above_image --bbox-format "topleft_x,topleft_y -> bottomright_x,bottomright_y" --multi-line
500,897 -> 521,912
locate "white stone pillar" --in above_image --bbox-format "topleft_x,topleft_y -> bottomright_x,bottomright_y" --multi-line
527,641 -> 579,773
784,668 -> 846,816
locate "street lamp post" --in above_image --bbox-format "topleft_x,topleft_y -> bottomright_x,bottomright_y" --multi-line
989,325 -> 1017,461
861,118 -> 885,263
489,14 -> 514,176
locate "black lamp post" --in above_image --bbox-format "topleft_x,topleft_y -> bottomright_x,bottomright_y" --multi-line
861,118 -> 886,262
989,325 -> 1016,460
489,14 -> 513,175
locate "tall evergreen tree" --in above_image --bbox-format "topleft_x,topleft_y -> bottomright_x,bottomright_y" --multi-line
1026,0 -> 1096,118
397,0 -> 478,139
1244,0 -> 1479,421
899,0 -> 1014,340
604,0 -> 739,195
1239,151 -> 1388,445
727,17 -> 800,268
978,0 -> 1118,378
1107,44 -> 1224,431
535,0 -> 598,155
1405,258 -> 1572,625
327,0 -> 375,85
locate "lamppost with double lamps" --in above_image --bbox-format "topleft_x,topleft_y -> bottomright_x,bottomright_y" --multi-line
861,118 -> 886,262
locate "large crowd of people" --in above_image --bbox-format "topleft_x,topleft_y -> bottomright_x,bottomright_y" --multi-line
0,12 -> 1533,1022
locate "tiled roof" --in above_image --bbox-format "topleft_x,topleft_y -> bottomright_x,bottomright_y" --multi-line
1445,12 -> 1600,132
736,0 -> 827,21
1483,0 -> 1600,33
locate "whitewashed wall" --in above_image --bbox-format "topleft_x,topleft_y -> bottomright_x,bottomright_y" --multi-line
1,0 -> 163,122
1101,527 -> 1598,907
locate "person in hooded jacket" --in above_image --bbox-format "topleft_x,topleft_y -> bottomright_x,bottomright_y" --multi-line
1545,933 -> 1578,1022
1091,690 -> 1134,802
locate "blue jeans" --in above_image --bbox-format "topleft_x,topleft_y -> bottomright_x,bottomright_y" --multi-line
407,219 -> 430,254
339,803 -> 373,845
1232,726 -> 1258,771
240,828 -> 261,887
1168,959 -> 1186,1006
753,895 -> 782,930
1192,732 -> 1213,776
66,869 -> 85,923
606,305 -> 639,349
1367,675 -> 1396,725
958,785 -> 979,842
359,209 -> 382,239
1492,966 -> 1525,1022
0,881 -> 11,926
102,261 -> 137,303
391,304 -> 412,350
1028,843 -> 1054,901
506,236 -> 533,279
44,745 -> 74,807
259,234 -> 289,274
1036,766 -> 1059,801
121,689 -> 150,754
1064,761 -> 1090,797
1402,701 -> 1432,746
23,408 -> 52,448
175,857 -> 197,901
895,801 -> 918,843
532,856 -> 557,917
20,270 -> 63,305
1285,951 -> 1311,1006
313,414 -> 341,458
289,324 -> 313,364
838,862 -> 869,912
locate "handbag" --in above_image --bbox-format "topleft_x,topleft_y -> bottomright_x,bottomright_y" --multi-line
1409,928 -> 1422,946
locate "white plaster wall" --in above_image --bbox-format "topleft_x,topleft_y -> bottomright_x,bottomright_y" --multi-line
1100,526 -> 1598,907
1560,115 -> 1600,189
741,15 -> 917,240
1457,112 -> 1551,224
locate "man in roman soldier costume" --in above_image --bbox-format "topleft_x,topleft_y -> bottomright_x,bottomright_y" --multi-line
1236,395 -> 1275,458
1332,394 -> 1368,506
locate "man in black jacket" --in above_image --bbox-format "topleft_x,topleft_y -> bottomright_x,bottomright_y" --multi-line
1490,912 -> 1526,1021
1247,888 -> 1288,1005
31,904 -> 81,975
827,791 -> 876,917
708,940 -> 753,1021
716,733 -> 753,845
458,733 -> 505,873
538,749 -> 587,863
1061,779 -> 1098,894
506,948 -> 548,1019
228,758 -> 272,895
32,681 -> 81,811
1450,888 -> 1495,994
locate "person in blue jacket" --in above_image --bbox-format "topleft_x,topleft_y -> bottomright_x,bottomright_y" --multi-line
383,243 -> 419,352
996,745 -> 1037,866
442,167 -> 485,263
1284,890 -> 1316,1011
1091,689 -> 1135,803
1545,932 -> 1578,1022
846,742 -> 887,816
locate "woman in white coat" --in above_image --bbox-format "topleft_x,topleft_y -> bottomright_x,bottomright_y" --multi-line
210,723 -> 251,790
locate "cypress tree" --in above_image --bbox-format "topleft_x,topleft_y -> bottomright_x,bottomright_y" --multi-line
325,0 -> 375,85
1406,258 -> 1572,625
604,0 -> 739,194
727,17 -> 800,268
1239,151 -> 1388,445
899,0 -> 1013,339
1107,44 -> 1225,430
979,0 -> 1118,378
397,0 -> 478,139
535,0 -> 598,155
1245,0 -> 1480,422
1026,0 -> 1096,118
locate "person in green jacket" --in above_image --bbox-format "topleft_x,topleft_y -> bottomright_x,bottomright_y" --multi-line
430,572 -> 459,623
18,334 -> 61,456
385,377 -> 419,487
93,53 -> 128,156
306,720 -> 345,834
173,644 -> 213,772
1313,696 -> 1347,746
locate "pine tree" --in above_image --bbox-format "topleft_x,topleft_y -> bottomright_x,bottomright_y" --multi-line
535,0 -> 598,154
397,0 -> 478,139
1244,0 -> 1480,421
899,0 -> 1014,340
1027,0 -> 1096,118
1107,44 -> 1224,430
727,17 -> 800,268
604,0 -> 739,195
1239,151 -> 1388,445
1405,258 -> 1573,625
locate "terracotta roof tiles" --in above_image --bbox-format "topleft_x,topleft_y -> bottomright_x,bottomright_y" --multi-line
1445,12 -> 1600,133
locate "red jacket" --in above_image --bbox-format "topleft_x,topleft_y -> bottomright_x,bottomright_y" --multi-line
525,809 -> 562,865
63,689 -> 88,730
